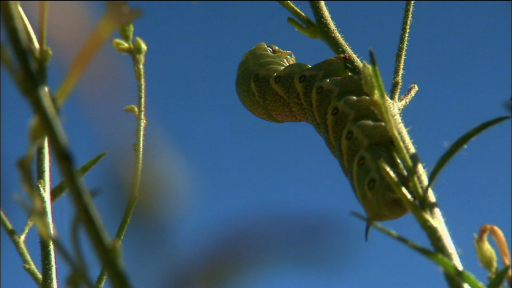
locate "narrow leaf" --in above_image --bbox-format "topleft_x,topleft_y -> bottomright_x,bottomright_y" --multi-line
51,151 -> 108,202
427,116 -> 510,191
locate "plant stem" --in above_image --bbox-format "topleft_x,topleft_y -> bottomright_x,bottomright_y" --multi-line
308,1 -> 362,72
1,211 -> 42,285
37,139 -> 58,288
96,35 -> 147,287
1,3 -> 131,287
390,1 -> 413,102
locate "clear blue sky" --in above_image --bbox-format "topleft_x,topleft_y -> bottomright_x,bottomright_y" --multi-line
2,2 -> 510,287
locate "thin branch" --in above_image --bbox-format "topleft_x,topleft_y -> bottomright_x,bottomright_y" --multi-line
309,1 -> 362,72
390,1 -> 414,101
1,210 -> 42,285
95,30 -> 148,288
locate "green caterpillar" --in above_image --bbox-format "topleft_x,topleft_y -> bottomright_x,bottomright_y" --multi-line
236,43 -> 411,224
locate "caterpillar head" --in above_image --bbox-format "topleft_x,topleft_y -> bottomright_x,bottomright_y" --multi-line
237,43 -> 295,73
235,43 -> 308,123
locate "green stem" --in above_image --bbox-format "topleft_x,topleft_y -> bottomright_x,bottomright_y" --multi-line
37,139 -> 58,288
52,234 -> 94,287
1,210 -> 42,285
390,1 -> 414,102
95,35 -> 147,287
308,1 -> 362,72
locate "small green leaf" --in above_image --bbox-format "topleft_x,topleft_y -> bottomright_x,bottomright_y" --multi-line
51,152 -> 108,202
112,39 -> 130,54
133,37 -> 147,56
361,62 -> 375,97
119,24 -> 134,43
279,1 -> 320,39
427,116 -> 510,191
124,105 -> 139,116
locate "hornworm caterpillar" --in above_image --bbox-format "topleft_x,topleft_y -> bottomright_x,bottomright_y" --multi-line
236,43 -> 411,224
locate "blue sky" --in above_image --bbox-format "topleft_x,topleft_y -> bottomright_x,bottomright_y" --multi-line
2,2 -> 510,287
